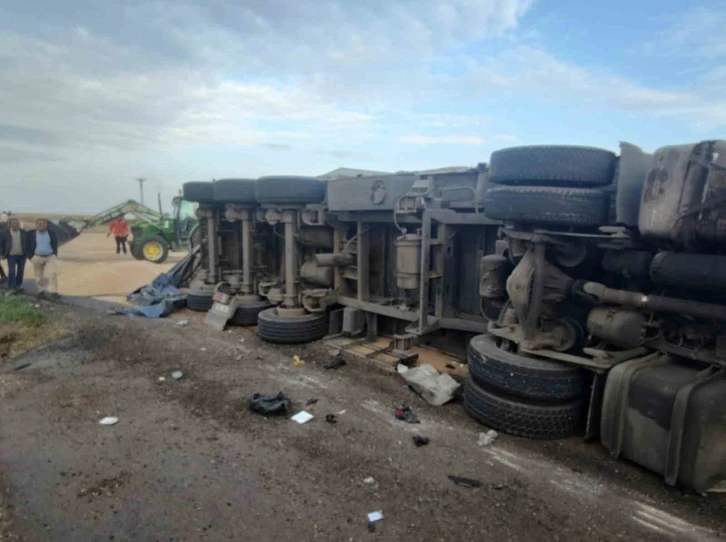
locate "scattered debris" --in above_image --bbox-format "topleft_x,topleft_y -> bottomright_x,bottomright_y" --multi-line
200,347 -> 207,352
491,483 -> 507,490
478,430 -> 499,447
177,320 -> 189,327
292,355 -> 305,367
325,414 -> 337,424
235,354 -> 243,361
448,475 -> 481,488
396,363 -> 409,374
239,338 -> 245,343
367,510 -> 384,533
291,411 -> 314,424
249,392 -> 291,416
412,435 -> 430,447
363,477 -> 376,485
99,417 -> 118,426
171,371 -> 184,380
158,377 -> 166,382
337,410 -> 346,415
367,511 -> 384,525
394,405 -> 420,424
323,355 -> 347,370
399,364 -> 460,406
386,457 -> 393,463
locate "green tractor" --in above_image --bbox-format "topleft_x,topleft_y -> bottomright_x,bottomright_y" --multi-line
130,196 -> 199,264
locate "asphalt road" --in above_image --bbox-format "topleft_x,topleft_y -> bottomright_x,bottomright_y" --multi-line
1,301 -> 724,541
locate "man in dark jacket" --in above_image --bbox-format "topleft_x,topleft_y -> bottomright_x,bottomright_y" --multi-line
25,218 -> 59,299
0,218 -> 28,294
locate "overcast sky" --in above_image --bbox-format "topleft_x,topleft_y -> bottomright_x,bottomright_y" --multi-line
1,0 -> 724,213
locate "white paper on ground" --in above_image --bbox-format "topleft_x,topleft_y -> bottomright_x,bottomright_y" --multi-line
99,417 -> 118,425
367,511 -> 384,522
291,411 -> 314,424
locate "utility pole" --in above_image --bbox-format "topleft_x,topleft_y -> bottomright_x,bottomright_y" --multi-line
136,178 -> 146,205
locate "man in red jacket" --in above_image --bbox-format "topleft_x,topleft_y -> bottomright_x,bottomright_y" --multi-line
107,216 -> 130,255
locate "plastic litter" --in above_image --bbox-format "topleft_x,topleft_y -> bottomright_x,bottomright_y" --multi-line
412,435 -> 430,447
249,392 -> 292,416
323,356 -> 347,370
325,414 -> 337,424
394,405 -> 420,424
368,510 -> 384,529
448,475 -> 481,488
158,377 -> 166,382
399,364 -> 460,406
99,417 -> 118,426
291,411 -> 314,424
478,430 -> 499,447
172,371 -> 184,380
177,320 -> 189,327
363,477 -> 376,485
367,511 -> 384,522
292,355 -> 305,367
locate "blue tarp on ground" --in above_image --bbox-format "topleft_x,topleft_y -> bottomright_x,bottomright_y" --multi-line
120,248 -> 200,318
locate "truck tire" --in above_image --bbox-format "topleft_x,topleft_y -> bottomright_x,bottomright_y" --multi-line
139,235 -> 170,264
183,181 -> 215,204
187,289 -> 214,312
484,186 -> 609,226
213,179 -> 257,203
255,176 -> 326,204
468,335 -> 588,402
257,308 -> 328,344
463,378 -> 584,440
230,299 -> 273,326
489,145 -> 616,187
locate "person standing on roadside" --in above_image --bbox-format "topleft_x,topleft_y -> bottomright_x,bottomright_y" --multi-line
108,216 -> 130,255
26,218 -> 59,299
0,218 -> 28,295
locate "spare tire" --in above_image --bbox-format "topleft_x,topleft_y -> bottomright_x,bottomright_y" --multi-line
257,308 -> 328,344
484,186 -> 609,226
468,335 -> 588,402
463,378 -> 584,440
255,176 -> 326,204
183,182 -> 215,204
489,146 -> 616,187
213,178 -> 257,203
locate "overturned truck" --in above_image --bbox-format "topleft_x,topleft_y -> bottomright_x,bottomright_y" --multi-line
181,139 -> 726,493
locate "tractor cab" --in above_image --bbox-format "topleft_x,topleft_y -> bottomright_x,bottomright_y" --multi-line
172,196 -> 198,250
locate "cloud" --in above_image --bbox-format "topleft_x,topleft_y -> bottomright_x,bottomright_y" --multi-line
467,45 -> 726,129
0,146 -> 63,163
645,3 -> 726,59
400,135 -> 485,145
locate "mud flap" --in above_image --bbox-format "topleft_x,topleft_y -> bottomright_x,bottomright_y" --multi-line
204,284 -> 240,331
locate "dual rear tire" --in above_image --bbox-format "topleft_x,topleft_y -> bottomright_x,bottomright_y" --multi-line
463,334 -> 589,440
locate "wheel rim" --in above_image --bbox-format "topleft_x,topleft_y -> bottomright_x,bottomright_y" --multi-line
143,242 -> 163,261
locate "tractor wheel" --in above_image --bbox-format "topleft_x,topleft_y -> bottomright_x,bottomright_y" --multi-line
139,235 -> 170,264
130,241 -> 144,260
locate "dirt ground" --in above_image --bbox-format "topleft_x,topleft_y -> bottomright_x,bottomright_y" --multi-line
1,298 -> 725,541
12,232 -> 184,304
